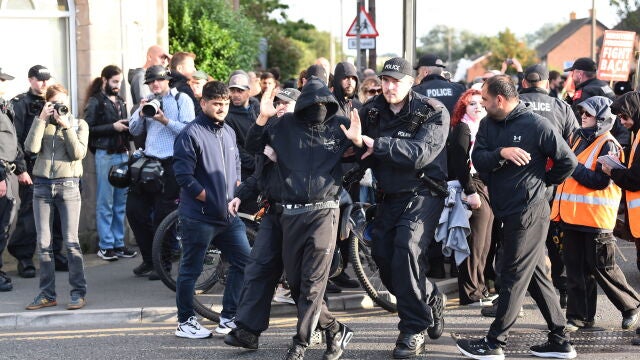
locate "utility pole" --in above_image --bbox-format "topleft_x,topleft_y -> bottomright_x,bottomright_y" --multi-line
368,0 -> 377,70
591,0 -> 596,60
403,0 -> 416,66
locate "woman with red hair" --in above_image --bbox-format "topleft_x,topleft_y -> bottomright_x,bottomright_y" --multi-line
447,89 -> 496,306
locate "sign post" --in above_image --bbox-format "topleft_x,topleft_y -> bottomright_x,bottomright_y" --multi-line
346,5 -> 379,72
597,30 -> 636,82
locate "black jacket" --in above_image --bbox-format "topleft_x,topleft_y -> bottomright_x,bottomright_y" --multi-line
610,92 -> 640,192
169,71 -> 201,116
11,90 -> 45,167
412,74 -> 465,115
332,62 -> 362,117
84,92 -> 129,153
519,87 -> 578,142
359,91 -> 450,194
225,97 -> 260,180
471,102 -> 577,218
245,77 -> 352,203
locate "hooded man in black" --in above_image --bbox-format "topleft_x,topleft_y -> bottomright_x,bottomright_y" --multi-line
229,76 -> 360,360
332,62 -> 362,117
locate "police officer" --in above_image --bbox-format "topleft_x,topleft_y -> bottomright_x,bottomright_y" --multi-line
9,65 -> 67,276
358,57 -> 448,358
413,53 -> 465,115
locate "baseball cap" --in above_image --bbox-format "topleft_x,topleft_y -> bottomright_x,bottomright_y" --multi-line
192,70 -> 209,81
380,57 -> 414,80
0,68 -> 14,81
28,65 -> 51,81
228,73 -> 250,90
414,54 -> 445,70
564,57 -> 597,72
275,88 -> 301,102
524,64 -> 549,82
144,65 -> 172,84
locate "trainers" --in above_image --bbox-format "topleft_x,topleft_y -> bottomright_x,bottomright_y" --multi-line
456,337 -> 505,360
464,296 -> 496,307
133,262 -> 154,276
283,343 -> 306,360
565,319 -> 594,332
97,249 -> 118,261
215,317 -> 237,335
310,329 -> 326,346
67,296 -> 86,310
17,259 -> 36,278
274,284 -> 296,305
114,246 -> 138,258
530,340 -> 577,359
175,316 -> 212,339
0,271 -> 12,292
26,294 -> 57,310
331,272 -> 360,288
326,280 -> 342,293
622,313 -> 639,330
481,300 -> 524,318
427,292 -> 446,339
393,332 -> 425,359
323,321 -> 353,360
224,327 -> 259,350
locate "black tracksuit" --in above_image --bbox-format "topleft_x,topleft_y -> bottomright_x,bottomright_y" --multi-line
412,74 -> 465,116
472,102 -> 577,346
244,77 -> 352,347
359,91 -> 450,334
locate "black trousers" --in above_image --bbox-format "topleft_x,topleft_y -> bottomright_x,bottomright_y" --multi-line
372,191 -> 443,334
487,201 -> 567,345
546,221 -> 567,291
281,207 -> 338,347
458,180 -> 494,304
126,159 -> 179,265
0,176 -> 17,269
563,230 -> 640,323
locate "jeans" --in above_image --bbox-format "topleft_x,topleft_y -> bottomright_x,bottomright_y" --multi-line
175,215 -> 250,322
33,179 -> 86,300
95,149 -> 128,250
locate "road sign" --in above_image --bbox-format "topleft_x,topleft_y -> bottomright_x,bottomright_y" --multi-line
597,30 -> 636,82
348,38 -> 375,50
346,6 -> 379,38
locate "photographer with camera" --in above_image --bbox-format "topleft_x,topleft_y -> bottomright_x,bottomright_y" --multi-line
9,65 -> 68,279
84,65 -> 137,262
127,65 -> 195,279
23,84 -> 89,310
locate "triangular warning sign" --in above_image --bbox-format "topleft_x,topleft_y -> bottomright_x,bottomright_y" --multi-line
346,6 -> 379,38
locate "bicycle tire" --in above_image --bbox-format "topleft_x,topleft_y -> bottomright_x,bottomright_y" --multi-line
349,233 -> 397,312
151,210 -> 219,292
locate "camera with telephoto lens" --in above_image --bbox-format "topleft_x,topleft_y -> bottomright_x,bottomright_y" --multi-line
141,98 -> 162,117
506,58 -> 513,65
52,102 -> 69,116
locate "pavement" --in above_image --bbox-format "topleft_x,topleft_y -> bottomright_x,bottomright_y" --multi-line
0,249 -> 458,329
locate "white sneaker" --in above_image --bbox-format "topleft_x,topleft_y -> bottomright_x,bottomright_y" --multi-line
273,285 -> 295,305
175,316 -> 212,339
215,317 -> 237,335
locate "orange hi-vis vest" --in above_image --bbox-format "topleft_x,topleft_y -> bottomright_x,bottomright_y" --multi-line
551,132 -> 622,230
626,133 -> 640,237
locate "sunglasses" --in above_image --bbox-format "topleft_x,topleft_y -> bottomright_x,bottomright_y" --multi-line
579,110 -> 594,118
367,88 -> 382,95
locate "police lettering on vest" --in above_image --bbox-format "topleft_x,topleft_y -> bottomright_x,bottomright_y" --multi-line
529,101 -> 552,112
425,88 -> 453,97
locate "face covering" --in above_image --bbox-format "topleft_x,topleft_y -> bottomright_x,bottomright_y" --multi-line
299,103 -> 327,124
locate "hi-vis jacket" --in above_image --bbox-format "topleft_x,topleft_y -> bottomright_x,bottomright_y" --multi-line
551,131 -> 622,230
625,134 -> 640,237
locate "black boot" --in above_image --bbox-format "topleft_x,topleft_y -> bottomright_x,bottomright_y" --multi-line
392,332 -> 425,359
426,292 -> 446,339
323,322 -> 353,360
17,259 -> 36,278
224,327 -> 259,350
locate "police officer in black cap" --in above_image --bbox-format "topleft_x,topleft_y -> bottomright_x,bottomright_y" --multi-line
9,65 -> 68,276
358,57 -> 448,358
412,53 -> 465,115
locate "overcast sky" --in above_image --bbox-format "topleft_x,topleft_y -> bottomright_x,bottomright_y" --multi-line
280,0 -> 625,56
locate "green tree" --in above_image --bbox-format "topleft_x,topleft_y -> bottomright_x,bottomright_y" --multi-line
487,29 -> 538,73
418,26 -> 492,61
524,23 -> 564,48
168,0 -> 260,80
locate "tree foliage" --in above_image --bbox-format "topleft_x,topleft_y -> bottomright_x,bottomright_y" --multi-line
612,0 -> 640,32
417,26 -> 492,61
524,23 -> 564,48
168,0 -> 260,80
486,29 -> 538,73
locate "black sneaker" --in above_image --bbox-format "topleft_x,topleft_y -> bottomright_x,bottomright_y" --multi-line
115,247 -> 138,258
224,327 -> 259,350
392,332 -> 425,359
331,272 -> 360,288
456,337 -> 504,360
133,262 -> 154,276
480,300 -> 525,318
530,340 -> 577,359
326,280 -> 342,294
427,292 -> 446,339
283,343 -> 306,360
323,321 -> 353,360
0,271 -> 12,292
17,259 -> 36,278
97,249 -> 118,261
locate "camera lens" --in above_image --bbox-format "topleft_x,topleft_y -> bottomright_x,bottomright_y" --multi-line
141,99 -> 161,117
53,103 -> 69,116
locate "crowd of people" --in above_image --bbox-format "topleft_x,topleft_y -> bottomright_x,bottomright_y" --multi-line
0,46 -> 640,360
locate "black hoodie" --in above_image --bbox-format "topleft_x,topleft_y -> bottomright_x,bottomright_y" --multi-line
472,102 -> 578,218
245,77 -> 352,203
332,62 -> 362,117
169,71 -> 202,116
610,92 -> 640,192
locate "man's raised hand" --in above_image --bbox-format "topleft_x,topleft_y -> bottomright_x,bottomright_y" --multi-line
257,84 -> 277,125
340,109 -> 363,147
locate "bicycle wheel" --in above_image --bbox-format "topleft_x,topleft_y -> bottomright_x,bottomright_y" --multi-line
349,232 -> 397,312
151,210 -> 219,292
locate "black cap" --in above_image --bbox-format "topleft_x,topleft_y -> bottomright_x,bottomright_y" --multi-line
564,57 -> 597,72
28,65 -> 51,81
380,57 -> 413,80
524,64 -> 549,82
414,54 -> 445,70
144,65 -> 172,84
275,88 -> 301,102
0,68 -> 14,81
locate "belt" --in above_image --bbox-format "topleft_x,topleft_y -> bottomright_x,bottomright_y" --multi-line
106,148 -> 129,155
276,199 -> 340,215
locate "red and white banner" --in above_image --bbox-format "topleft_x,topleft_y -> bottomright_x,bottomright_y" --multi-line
597,30 -> 636,82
